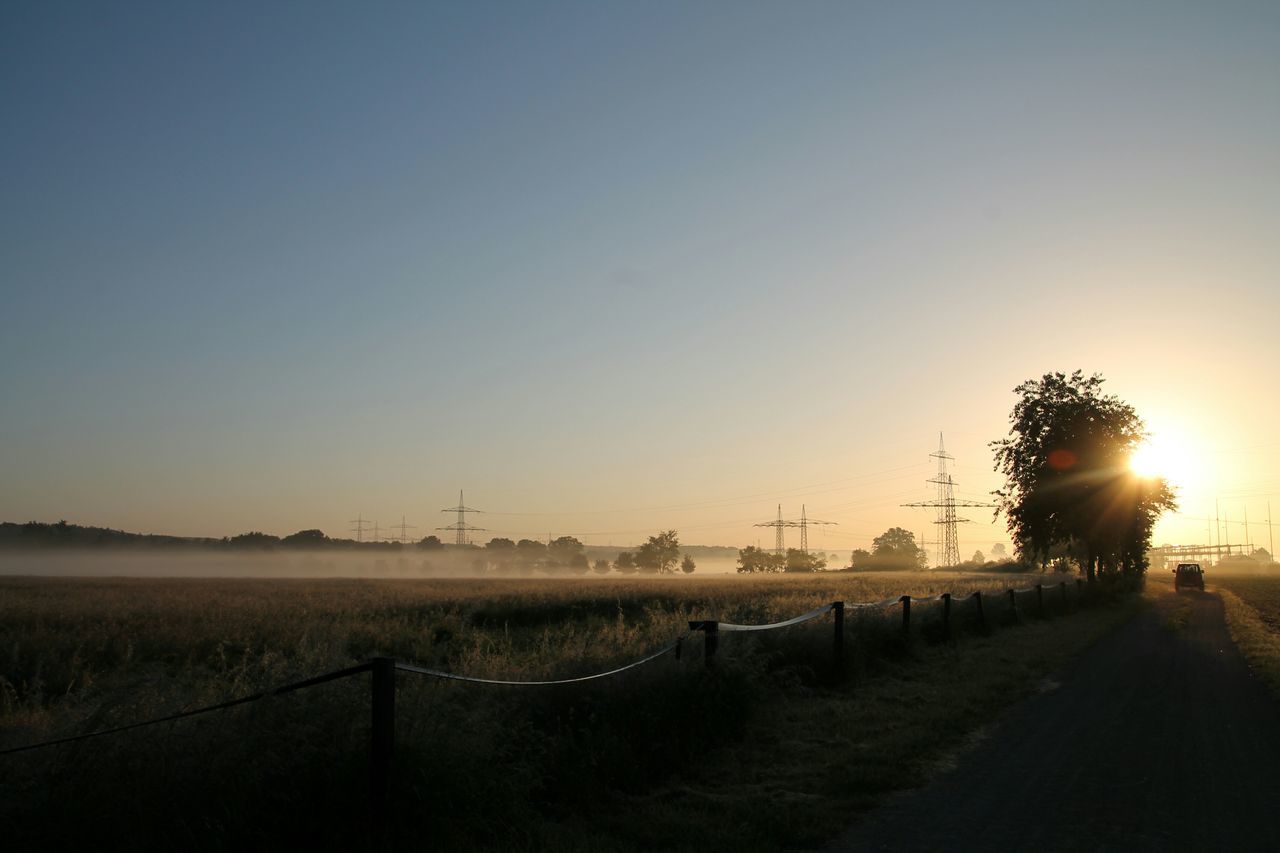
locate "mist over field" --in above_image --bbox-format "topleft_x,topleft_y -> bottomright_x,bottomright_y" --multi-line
0,550 -> 746,578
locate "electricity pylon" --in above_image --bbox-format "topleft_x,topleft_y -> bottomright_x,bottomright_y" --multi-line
390,515 -> 417,545
903,434 -> 994,568
754,504 -> 798,556
349,515 -> 370,543
797,505 -> 837,554
438,490 -> 486,546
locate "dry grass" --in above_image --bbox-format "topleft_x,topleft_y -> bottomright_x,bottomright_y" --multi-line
0,570 -> 1122,851
1208,573 -> 1280,699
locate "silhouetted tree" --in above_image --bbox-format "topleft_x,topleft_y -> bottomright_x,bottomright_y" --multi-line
991,371 -> 1176,581
972,549 -> 985,565
847,548 -> 872,570
229,531 -> 280,549
872,527 -> 926,569
614,551 -> 637,574
636,530 -> 680,573
991,543 -> 1008,559
785,548 -> 826,572
548,536 -> 585,572
680,554 -> 696,574
593,558 -> 612,575
418,535 -> 445,550
282,529 -> 328,547
737,545 -> 783,573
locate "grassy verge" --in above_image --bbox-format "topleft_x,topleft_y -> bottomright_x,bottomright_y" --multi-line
1216,586 -> 1280,699
545,594 -> 1139,852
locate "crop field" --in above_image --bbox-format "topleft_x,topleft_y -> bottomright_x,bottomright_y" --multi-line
0,569 -> 1124,851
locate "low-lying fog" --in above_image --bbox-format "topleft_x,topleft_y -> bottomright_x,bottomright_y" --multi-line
0,551 -> 746,578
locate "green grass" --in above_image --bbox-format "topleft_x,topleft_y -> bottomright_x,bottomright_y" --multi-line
0,571 -> 1133,851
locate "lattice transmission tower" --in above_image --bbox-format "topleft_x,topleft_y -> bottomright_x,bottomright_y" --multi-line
797,505 -> 837,554
390,515 -> 417,545
754,504 -> 798,556
349,515 -> 370,543
754,504 -> 838,556
903,434 -> 994,568
438,491 -> 486,546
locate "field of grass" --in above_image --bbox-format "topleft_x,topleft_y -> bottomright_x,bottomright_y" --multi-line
1205,570 -> 1280,700
1,569 -> 1131,851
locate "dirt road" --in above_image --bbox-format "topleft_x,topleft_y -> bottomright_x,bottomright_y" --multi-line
829,587 -> 1280,852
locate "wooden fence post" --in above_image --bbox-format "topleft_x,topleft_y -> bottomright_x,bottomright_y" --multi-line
900,595 -> 911,638
703,621 -> 719,666
973,591 -> 986,632
1036,584 -> 1045,619
370,657 -> 395,824
1007,589 -> 1018,623
832,602 -> 845,667
941,593 -> 952,641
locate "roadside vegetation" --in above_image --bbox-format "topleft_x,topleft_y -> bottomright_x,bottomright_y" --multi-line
1204,571 -> 1280,700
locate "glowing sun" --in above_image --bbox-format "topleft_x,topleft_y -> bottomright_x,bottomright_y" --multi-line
1128,429 -> 1202,494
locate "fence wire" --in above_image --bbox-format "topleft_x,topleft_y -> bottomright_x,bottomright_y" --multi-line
717,602 -> 834,632
395,637 -> 685,686
0,662 -> 374,756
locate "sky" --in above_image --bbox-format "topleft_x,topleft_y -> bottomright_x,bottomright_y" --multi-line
2,1 -> 1278,560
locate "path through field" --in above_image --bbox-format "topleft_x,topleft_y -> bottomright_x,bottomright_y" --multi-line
829,586 -> 1280,851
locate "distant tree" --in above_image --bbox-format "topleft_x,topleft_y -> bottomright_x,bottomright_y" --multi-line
229,531 -> 280,549
1252,548 -> 1274,564
972,550 -> 986,565
636,530 -> 681,573
991,543 -> 1008,559
485,537 -> 515,551
737,545 -> 783,573
785,548 -> 826,572
872,527 -> 926,569
991,371 -> 1176,580
848,548 -> 872,571
282,529 -> 328,547
418,535 -> 445,550
593,558 -> 612,575
548,536 -> 585,568
614,551 -> 638,574
680,554 -> 696,574
515,539 -> 547,570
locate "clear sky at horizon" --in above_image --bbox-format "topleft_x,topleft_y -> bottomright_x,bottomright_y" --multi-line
3,1 -> 1278,558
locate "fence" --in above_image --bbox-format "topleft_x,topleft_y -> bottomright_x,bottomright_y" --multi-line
0,577 -> 1097,818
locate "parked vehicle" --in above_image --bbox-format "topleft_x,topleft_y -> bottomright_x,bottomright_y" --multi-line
1173,562 -> 1205,591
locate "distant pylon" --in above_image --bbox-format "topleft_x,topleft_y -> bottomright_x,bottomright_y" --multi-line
390,515 -> 417,545
438,490 -> 487,546
903,434 -> 994,568
349,515 -> 370,542
754,504 -> 797,556
797,505 -> 837,554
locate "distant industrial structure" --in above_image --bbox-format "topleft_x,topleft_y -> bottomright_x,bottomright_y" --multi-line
903,434 -> 994,568
753,504 -> 836,556
438,491 -> 486,546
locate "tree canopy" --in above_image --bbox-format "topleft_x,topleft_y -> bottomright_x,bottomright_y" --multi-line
991,371 -> 1176,580
636,530 -> 681,573
737,545 -> 782,573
